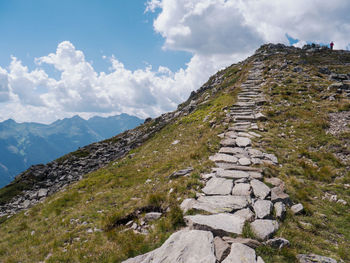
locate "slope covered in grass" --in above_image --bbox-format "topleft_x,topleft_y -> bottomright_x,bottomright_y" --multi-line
0,62 -> 246,262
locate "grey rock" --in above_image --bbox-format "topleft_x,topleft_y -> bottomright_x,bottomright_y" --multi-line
214,236 -> 231,262
221,138 -> 236,147
274,202 -> 286,220
202,177 -> 233,195
222,237 -> 261,249
251,220 -> 279,241
271,187 -> 290,204
232,183 -> 251,196
257,256 -> 265,263
264,177 -> 284,189
185,213 -> 246,236
233,208 -> 255,222
297,254 -> 337,263
144,212 -> 162,222
38,188 -> 48,198
169,167 -> 193,178
210,153 -> 238,163
236,137 -> 252,147
222,243 -> 256,263
253,200 -> 273,219
216,169 -> 250,180
238,157 -> 252,166
263,153 -> 278,164
265,238 -> 290,249
251,180 -> 271,199
122,229 -> 216,263
196,195 -> 251,213
255,113 -> 267,121
291,203 -> 304,215
219,147 -> 245,155
180,198 -> 196,213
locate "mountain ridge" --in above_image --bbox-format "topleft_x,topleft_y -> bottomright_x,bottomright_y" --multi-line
0,114 -> 143,187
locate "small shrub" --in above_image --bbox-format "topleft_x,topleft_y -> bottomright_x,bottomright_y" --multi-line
147,193 -> 166,208
168,205 -> 185,229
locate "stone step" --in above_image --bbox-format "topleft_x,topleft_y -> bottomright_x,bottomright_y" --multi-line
185,213 -> 246,236
213,165 -> 262,172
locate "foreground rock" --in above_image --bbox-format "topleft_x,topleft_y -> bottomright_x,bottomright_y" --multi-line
297,254 -> 337,263
122,229 -> 216,263
185,213 -> 246,236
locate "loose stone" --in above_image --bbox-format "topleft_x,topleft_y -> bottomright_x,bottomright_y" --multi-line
253,200 -> 273,219
236,137 -> 252,147
291,203 -> 304,215
250,220 -> 279,241
274,202 -> 286,220
250,179 -> 271,199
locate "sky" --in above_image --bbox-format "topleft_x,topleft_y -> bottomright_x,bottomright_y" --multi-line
0,0 -> 350,124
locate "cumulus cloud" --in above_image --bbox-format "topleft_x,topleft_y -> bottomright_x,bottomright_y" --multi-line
1,0 -> 350,123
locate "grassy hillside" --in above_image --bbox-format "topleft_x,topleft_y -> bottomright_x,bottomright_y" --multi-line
0,62 -> 246,262
0,45 -> 349,263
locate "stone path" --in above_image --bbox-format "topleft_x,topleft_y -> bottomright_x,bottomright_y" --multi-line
122,61 -> 294,263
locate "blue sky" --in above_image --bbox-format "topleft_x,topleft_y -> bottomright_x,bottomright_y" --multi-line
0,0 -> 349,123
0,0 -> 190,73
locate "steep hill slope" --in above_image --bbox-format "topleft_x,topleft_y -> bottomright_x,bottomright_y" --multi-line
0,114 -> 143,187
0,44 -> 349,263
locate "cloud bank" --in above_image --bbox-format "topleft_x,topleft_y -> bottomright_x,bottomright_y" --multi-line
1,0 -> 350,123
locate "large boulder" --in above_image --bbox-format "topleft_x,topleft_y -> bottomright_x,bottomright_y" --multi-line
122,229 -> 216,263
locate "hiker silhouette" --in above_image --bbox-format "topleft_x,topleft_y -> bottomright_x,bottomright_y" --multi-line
330,42 -> 334,50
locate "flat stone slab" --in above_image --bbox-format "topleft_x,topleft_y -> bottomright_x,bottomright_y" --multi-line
185,214 -> 246,236
251,220 -> 279,241
222,243 -> 257,263
216,169 -> 250,180
251,179 -> 271,199
210,153 -> 238,163
221,138 -> 236,147
232,183 -> 251,196
195,196 -> 251,213
202,177 -> 233,195
291,203 -> 304,215
213,165 -> 262,172
253,200 -> 273,219
122,229 -> 216,263
219,147 -> 245,155
236,137 -> 252,147
238,157 -> 252,166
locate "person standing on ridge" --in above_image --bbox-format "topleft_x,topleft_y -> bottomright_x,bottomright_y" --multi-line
330,41 -> 334,50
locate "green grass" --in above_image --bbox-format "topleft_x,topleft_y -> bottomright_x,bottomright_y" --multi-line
256,50 -> 350,262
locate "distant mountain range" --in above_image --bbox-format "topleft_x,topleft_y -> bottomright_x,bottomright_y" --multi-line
0,114 -> 143,187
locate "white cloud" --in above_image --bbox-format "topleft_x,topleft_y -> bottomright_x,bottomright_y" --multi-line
1,0 -> 350,124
